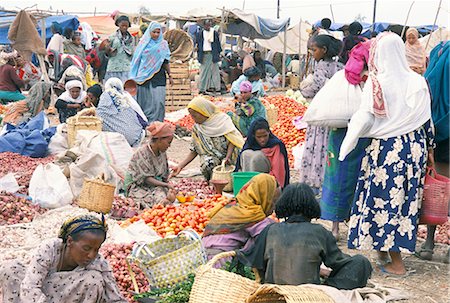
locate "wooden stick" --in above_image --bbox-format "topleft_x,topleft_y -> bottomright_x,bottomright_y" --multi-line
425,0 -> 443,52
401,1 -> 416,38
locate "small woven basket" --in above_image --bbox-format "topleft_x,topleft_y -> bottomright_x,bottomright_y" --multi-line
128,230 -> 207,291
419,167 -> 450,225
246,284 -> 334,303
67,114 -> 102,147
189,251 -> 260,303
77,174 -> 115,213
212,160 -> 235,192
264,102 -> 278,127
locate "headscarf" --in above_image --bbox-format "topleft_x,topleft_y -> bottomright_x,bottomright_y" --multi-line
239,81 -> 252,93
148,121 -> 175,138
79,22 -> 94,50
51,22 -> 63,34
129,22 -> 171,85
58,80 -> 86,103
115,15 -> 131,27
188,96 -> 244,149
203,174 -> 277,236
0,49 -> 18,61
58,214 -> 108,243
26,82 -> 52,116
339,33 -> 432,160
244,66 -> 261,78
235,118 -> 290,188
87,84 -> 103,99
405,28 -> 426,74
424,41 -> 449,143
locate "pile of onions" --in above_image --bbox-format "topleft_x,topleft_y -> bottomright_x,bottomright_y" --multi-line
0,192 -> 47,225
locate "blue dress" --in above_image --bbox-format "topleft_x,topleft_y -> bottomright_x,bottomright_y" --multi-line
348,121 -> 434,253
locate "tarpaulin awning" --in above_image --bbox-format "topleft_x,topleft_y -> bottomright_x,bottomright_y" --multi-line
419,28 -> 450,54
254,21 -> 312,55
78,15 -> 140,38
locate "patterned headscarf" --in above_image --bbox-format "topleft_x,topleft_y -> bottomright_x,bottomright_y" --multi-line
239,81 -> 253,93
147,121 -> 175,138
368,32 -> 387,118
0,49 -> 18,61
59,214 -> 108,242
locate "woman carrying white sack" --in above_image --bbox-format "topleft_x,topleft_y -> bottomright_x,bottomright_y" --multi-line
339,33 -> 434,276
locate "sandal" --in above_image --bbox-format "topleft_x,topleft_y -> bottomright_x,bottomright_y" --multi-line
414,248 -> 434,261
377,264 -> 409,277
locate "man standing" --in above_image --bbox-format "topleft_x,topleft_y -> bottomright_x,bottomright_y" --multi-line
196,20 -> 222,95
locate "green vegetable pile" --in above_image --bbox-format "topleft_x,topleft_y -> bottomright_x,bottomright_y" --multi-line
133,274 -> 195,303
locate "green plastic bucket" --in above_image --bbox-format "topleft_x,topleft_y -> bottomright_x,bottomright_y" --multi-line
231,172 -> 261,196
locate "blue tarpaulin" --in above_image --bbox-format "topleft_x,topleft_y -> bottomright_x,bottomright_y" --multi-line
0,12 -> 79,45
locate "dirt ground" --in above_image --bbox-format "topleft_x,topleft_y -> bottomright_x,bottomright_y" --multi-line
167,137 -> 450,303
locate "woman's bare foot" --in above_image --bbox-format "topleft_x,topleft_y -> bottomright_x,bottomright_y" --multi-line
379,262 -> 407,276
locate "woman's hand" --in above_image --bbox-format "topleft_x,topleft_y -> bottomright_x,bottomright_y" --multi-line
169,166 -> 182,178
427,149 -> 435,168
168,75 -> 174,86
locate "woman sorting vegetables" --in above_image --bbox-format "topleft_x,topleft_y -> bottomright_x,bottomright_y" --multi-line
235,118 -> 290,188
171,96 -> 244,180
202,173 -> 281,258
125,121 -> 176,208
0,215 -> 126,303
236,183 -> 372,289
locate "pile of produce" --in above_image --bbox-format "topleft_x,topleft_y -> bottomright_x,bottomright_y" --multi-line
100,243 -> 149,302
134,274 -> 195,303
0,152 -> 55,194
111,196 -> 141,219
121,195 -> 229,237
170,178 -> 215,200
263,95 -> 308,166
417,220 -> 450,245
285,89 -> 309,106
0,192 -> 47,225
0,104 -> 7,115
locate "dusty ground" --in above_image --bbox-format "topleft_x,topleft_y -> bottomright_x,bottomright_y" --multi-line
167,137 -> 450,303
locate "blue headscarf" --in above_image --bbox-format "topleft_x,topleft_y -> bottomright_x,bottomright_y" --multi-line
424,41 -> 449,143
235,118 -> 290,188
129,22 -> 171,85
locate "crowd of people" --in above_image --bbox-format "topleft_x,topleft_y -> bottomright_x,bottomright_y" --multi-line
0,11 -> 448,303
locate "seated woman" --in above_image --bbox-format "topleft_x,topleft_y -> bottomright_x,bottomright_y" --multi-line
171,96 -> 244,180
15,53 -> 42,89
0,49 -> 27,102
236,183 -> 372,289
85,84 -> 103,107
231,66 -> 265,98
55,80 -> 86,123
124,121 -> 176,208
3,81 -> 52,125
96,78 -> 147,147
202,173 -> 281,258
227,81 -> 267,135
235,118 -> 289,188
0,215 -> 127,302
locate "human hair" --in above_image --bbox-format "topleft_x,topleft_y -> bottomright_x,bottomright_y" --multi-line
349,21 -> 363,35
70,228 -> 107,243
321,18 -> 332,30
252,119 -> 270,134
275,183 -> 321,219
63,28 -> 74,40
312,35 -> 343,58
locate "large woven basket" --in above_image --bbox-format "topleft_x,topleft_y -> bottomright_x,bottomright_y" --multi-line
211,160 -> 235,192
67,115 -> 102,147
189,251 -> 260,303
128,230 -> 206,290
246,284 -> 334,303
77,174 -> 115,213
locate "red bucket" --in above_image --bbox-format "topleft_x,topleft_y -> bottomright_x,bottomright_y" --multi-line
419,167 -> 450,225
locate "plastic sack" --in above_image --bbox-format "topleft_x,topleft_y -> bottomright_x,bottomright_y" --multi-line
48,124 -> 69,156
108,220 -> 161,244
29,163 -> 74,208
303,70 -> 363,128
292,142 -> 305,171
0,173 -> 20,193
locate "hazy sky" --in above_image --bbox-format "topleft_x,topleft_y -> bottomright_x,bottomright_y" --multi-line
2,0 -> 449,26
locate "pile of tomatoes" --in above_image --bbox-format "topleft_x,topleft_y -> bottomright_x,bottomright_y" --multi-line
121,195 -> 229,237
263,95 -> 308,166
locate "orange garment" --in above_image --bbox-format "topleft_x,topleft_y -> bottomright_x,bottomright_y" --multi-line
262,145 -> 286,188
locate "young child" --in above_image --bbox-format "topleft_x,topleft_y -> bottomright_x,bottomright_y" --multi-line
64,31 -> 86,59
85,84 -> 103,107
55,80 -> 86,123
236,183 -> 372,289
299,35 -> 343,193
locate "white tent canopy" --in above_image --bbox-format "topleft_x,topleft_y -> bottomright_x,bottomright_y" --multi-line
254,21 -> 312,55
419,27 -> 450,54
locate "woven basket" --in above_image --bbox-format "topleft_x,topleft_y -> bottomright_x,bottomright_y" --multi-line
264,103 -> 278,127
77,174 -> 115,213
128,230 -> 206,291
67,115 -> 102,147
289,74 -> 300,89
246,284 -> 334,303
189,251 -> 260,303
212,160 -> 235,192
419,167 -> 450,225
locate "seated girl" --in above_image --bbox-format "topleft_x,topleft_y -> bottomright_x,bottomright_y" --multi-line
124,121 -> 176,208
85,84 -> 103,107
0,215 -> 127,302
236,183 -> 372,289
231,66 -> 265,98
227,81 -> 267,135
202,173 -> 281,259
55,80 -> 86,123
235,118 -> 289,188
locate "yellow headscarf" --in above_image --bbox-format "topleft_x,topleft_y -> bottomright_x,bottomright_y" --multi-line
204,174 -> 277,236
188,96 -> 244,149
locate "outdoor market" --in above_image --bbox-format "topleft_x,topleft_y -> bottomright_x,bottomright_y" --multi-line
0,1 -> 449,302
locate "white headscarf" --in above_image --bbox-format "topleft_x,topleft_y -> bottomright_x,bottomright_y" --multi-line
339,33 -> 431,160
80,22 -> 94,51
58,80 -> 86,103
104,78 -> 148,122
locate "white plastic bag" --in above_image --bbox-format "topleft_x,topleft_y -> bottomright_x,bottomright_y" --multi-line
29,163 -> 74,208
0,173 -> 20,193
48,124 -> 69,156
292,142 -> 305,171
303,70 -> 363,128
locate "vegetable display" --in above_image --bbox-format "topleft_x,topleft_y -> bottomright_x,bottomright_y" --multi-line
0,192 -> 47,225
417,220 -> 450,244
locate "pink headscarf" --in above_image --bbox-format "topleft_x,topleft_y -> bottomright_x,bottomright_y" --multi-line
239,81 -> 253,93
405,28 -> 426,74
147,121 -> 175,138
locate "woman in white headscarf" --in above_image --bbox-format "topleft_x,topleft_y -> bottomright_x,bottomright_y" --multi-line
340,33 -> 434,276
96,78 -> 147,147
55,80 -> 86,123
